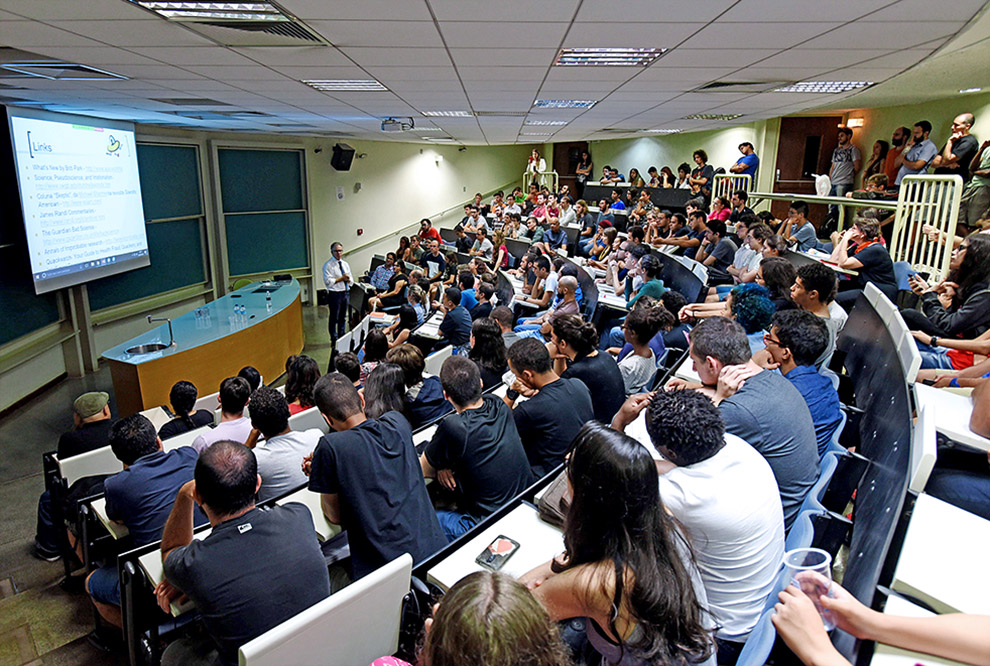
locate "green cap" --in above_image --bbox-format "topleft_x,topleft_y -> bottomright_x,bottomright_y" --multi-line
74,391 -> 109,419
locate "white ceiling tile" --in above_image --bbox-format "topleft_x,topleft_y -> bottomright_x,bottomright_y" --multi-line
307,20 -> 444,47
229,46 -> 351,68
718,0 -> 892,22
0,21 -> 103,48
850,48 -> 942,69
655,48 -> 782,68
802,22 -> 961,50
130,47 -> 259,67
458,66 -> 549,81
338,47 -> 451,67
46,19 -> 215,47
860,0 -> 986,22
542,66 -> 639,82
104,64 -> 205,79
278,0 -> 433,20
430,0 -> 579,22
681,22 -> 844,50
366,66 -> 460,81
0,0 -> 151,20
439,21 -> 569,48
267,65 -> 368,80
449,48 -> 558,67
755,48 -> 893,69
562,22 -> 706,48
183,65 -> 285,80
575,0 -> 736,23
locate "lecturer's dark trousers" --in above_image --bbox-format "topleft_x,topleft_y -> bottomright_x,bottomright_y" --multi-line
327,290 -> 348,340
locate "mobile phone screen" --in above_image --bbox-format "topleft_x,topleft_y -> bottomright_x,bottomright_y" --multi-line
475,535 -> 520,571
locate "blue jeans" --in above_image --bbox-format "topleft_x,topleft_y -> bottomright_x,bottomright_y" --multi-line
87,565 -> 121,606
579,238 -> 595,256
926,468 -> 990,521
516,328 -> 547,341
35,490 -> 61,554
828,183 -> 853,223
327,290 -> 348,340
915,340 -> 956,370
435,510 -> 477,542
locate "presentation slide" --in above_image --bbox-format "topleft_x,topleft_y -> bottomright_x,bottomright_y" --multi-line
7,107 -> 149,295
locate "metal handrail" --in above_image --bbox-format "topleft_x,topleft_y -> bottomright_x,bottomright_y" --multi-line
747,190 -> 898,230
523,169 -> 559,192
712,173 -> 752,199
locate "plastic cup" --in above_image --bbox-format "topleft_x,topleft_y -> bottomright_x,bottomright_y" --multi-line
783,547 -> 836,631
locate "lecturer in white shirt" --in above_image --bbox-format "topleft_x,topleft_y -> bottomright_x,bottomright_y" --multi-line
322,242 -> 352,344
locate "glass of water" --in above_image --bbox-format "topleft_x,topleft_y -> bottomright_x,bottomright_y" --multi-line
782,547 -> 836,631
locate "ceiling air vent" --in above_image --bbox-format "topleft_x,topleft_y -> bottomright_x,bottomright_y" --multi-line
152,98 -> 233,106
0,62 -> 128,81
130,1 -> 328,46
198,19 -> 323,43
695,81 -> 790,93
473,111 -> 528,117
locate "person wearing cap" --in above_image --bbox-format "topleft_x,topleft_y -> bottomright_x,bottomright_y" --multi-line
34,391 -> 114,561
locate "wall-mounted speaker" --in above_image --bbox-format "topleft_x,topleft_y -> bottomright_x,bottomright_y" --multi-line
330,143 -> 355,171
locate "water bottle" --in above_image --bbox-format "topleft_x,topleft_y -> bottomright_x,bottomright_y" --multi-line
266,292 -> 272,312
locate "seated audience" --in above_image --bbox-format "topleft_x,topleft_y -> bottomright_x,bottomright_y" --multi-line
829,217 -> 898,307
729,283 -> 777,354
696,219 -> 737,286
370,252 -> 397,291
468,318 -> 508,390
362,362 -> 407,419
368,263 -> 409,311
237,365 -> 262,392
35,391 -> 115,560
780,200 -> 819,252
307,373 -> 447,580
517,275 -> 580,342
244,386 -> 320,501
470,227 -> 494,260
386,344 -> 453,428
157,442 -> 330,666
437,287 -> 472,355
661,290 -> 693,351
522,423 -> 715,666
387,303 -> 419,349
484,305 -> 519,346
470,282 -> 494,321
419,239 -> 446,282
905,232 -> 990,339
88,414 -> 206,629
333,351 -> 362,387
421,357 -> 534,540
504,338 -> 594,477
668,317 -> 819,529
285,355 -> 321,415
764,311 -> 844,456
192,377 -> 252,452
773,573 -> 990,666
617,302 -> 668,395
550,314 -> 626,424
371,571 -> 571,666
359,328 -> 388,384
611,390 -> 783,659
159,381 -> 214,439
791,263 -> 847,368
758,256 -> 798,312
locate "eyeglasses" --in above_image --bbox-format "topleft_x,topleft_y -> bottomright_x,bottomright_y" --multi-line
762,333 -> 783,347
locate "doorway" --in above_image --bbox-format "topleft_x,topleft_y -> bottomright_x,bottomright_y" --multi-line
552,141 -> 589,198
772,116 -> 843,223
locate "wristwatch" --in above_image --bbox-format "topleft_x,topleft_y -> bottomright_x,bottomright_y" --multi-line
930,336 -> 939,348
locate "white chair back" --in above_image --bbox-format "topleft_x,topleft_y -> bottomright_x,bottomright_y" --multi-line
909,403 -> 937,493
59,446 -> 122,487
424,345 -> 453,377
193,391 -> 219,414
238,554 -> 413,666
335,332 -> 353,355
288,406 -> 329,434
162,424 -> 213,451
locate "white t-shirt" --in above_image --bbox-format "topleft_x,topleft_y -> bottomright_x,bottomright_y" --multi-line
192,416 -> 252,453
732,245 -> 756,270
657,434 -> 785,640
544,271 -> 559,303
254,428 -> 323,502
618,350 -> 656,396
827,300 -> 848,332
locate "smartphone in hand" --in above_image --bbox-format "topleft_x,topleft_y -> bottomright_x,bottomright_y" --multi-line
476,535 -> 520,571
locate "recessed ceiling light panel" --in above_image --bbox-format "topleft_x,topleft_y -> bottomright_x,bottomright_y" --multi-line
773,81 -> 873,94
682,113 -> 743,121
960,87 -> 982,94
132,1 -> 286,21
524,120 -> 567,126
533,100 -> 597,109
520,132 -> 553,136
645,129 -> 682,134
422,110 -> 472,117
554,48 -> 666,67
302,79 -> 387,91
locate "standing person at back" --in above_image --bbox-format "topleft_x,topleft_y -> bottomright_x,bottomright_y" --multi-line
159,381 -> 214,440
932,113 -> 979,182
192,377 -> 252,452
668,316 -> 819,529
826,127 -> 861,228
895,120 -> 939,186
306,374 -> 447,582
504,338 -> 594,478
421,357 -> 534,540
323,241 -> 352,345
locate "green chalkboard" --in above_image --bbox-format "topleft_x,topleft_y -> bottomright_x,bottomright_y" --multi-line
0,245 -> 61,346
218,148 -> 303,213
136,144 -> 203,221
87,219 -> 206,311
225,211 -> 307,276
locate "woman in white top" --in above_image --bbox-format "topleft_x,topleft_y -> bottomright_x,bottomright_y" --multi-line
617,304 -> 669,395
526,148 -> 547,187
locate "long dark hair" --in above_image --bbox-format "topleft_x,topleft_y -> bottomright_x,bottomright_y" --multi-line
169,380 -> 199,427
363,328 -> 388,363
468,318 -> 507,374
285,355 -> 320,409
363,362 -> 406,419
556,423 -> 713,664
397,303 -> 419,332
760,256 -> 797,302
949,232 -> 990,308
551,314 -> 598,357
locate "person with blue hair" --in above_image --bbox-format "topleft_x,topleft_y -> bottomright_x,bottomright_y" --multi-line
728,283 -> 777,355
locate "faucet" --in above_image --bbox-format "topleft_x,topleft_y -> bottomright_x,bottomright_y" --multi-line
147,315 -> 175,347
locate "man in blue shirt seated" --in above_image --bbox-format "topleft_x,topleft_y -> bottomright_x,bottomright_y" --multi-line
87,414 -> 207,630
539,217 -> 568,254
730,142 -> 760,179
780,200 -> 819,252
438,286 -> 472,355
608,188 -> 626,211
763,310 -> 844,456
457,272 -> 478,311
369,252 -> 396,292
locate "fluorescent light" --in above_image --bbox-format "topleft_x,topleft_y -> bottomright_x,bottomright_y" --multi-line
554,48 -> 666,67
960,87 -> 982,94
422,110 -> 472,117
774,81 -> 872,94
302,79 -> 387,91
682,113 -> 743,121
520,132 -> 553,136
645,129 -> 682,134
534,100 -> 597,109
132,1 -> 287,21
524,120 -> 567,126
425,137 -> 456,142
846,118 -> 864,128
416,127 -> 443,132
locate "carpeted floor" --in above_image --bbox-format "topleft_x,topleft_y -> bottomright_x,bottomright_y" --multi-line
0,304 -> 331,666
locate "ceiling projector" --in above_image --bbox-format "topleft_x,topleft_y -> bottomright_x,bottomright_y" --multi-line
381,117 -> 414,133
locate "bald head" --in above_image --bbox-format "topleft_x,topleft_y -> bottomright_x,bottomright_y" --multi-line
559,275 -> 578,297
196,441 -> 258,517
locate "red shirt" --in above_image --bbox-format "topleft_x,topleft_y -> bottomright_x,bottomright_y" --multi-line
419,227 -> 441,244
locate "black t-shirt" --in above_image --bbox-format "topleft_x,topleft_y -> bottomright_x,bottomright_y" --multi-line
424,396 -> 534,518
456,236 -> 474,253
475,360 -> 506,391
308,411 -> 447,578
57,419 -> 113,459
471,302 -> 493,321
512,377 -> 594,477
439,305 -> 472,346
420,252 -> 446,279
706,238 -> 738,282
663,323 -> 692,351
728,206 -> 755,223
934,134 -> 979,181
158,410 -> 214,440
164,503 -> 331,666
578,212 -> 595,233
562,352 -> 626,425
407,376 -> 453,429
852,243 -> 897,290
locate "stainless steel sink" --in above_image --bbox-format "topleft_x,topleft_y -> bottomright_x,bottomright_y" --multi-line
126,343 -> 168,354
